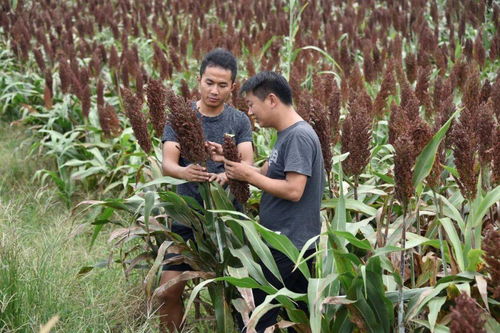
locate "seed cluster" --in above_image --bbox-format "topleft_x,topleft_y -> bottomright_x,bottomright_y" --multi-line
222,135 -> 250,204
449,293 -> 486,333
122,88 -> 151,154
166,94 -> 208,164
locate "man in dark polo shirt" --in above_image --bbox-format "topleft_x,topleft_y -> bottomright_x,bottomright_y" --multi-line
209,71 -> 325,332
159,48 -> 253,332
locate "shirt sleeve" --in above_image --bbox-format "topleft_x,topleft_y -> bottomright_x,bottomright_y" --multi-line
235,113 -> 253,145
283,133 -> 314,177
162,123 -> 178,143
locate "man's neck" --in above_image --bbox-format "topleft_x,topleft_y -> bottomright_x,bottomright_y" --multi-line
196,100 -> 225,117
274,107 -> 303,132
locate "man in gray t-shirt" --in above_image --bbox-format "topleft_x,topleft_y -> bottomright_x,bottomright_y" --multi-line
159,48 -> 253,332
209,71 -> 325,332
260,120 -> 324,249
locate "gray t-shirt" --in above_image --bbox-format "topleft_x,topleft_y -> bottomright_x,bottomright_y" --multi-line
260,121 -> 325,249
162,103 -> 253,204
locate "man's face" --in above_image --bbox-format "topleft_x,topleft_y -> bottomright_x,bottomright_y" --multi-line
198,66 -> 234,109
245,92 -> 271,128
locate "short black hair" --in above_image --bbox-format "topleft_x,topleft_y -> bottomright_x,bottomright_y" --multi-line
239,71 -> 293,105
199,48 -> 237,82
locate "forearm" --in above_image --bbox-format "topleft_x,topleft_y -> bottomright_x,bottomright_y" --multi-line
241,161 -> 267,175
162,162 -> 186,179
247,172 -> 302,202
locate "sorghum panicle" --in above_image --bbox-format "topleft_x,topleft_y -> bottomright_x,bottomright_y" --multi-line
405,52 -> 417,83
389,103 -> 409,145
449,293 -> 486,333
167,93 -> 208,164
451,120 -> 479,200
341,96 -> 371,177
473,31 -> 486,68
122,88 -> 152,153
146,79 -> 168,138
223,134 -> 250,204
479,79 -> 491,105
463,66 -> 481,114
477,100 -> 495,167
309,98 -> 333,176
415,66 -> 432,117
373,61 -> 396,117
98,103 -> 122,138
394,134 -> 415,207
96,79 -> 104,107
493,125 -> 500,185
482,227 -> 500,299
491,77 -> 500,121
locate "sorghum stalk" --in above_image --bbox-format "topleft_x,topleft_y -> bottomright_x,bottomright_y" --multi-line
394,134 -> 415,333
398,205 -> 407,333
432,190 -> 448,276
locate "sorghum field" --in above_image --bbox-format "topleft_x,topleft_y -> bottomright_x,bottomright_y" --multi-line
1,0 -> 499,332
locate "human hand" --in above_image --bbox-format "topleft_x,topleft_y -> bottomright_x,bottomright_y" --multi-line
224,159 -> 252,182
209,172 -> 228,186
206,141 -> 224,163
181,164 -> 210,182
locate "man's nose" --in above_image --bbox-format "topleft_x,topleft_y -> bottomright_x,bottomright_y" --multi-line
210,86 -> 219,95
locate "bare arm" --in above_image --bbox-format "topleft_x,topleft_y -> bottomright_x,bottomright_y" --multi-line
225,160 -> 307,202
162,141 -> 210,182
259,161 -> 269,175
237,141 -> 254,165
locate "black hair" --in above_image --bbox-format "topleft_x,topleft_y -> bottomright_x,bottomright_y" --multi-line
199,48 -> 237,82
239,71 -> 293,105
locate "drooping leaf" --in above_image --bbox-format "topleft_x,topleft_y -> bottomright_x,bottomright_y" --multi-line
428,296 -> 446,332
439,217 -> 465,272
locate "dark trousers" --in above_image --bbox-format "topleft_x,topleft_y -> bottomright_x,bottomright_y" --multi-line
240,248 -> 315,333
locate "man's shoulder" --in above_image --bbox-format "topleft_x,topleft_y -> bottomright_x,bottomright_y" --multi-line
224,104 -> 249,122
289,122 -> 318,139
225,104 -> 246,116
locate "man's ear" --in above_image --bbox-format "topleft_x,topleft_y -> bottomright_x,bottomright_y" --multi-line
267,93 -> 279,108
230,81 -> 236,92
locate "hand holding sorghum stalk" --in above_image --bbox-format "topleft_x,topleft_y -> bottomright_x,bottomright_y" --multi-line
122,87 -> 152,154
166,93 -> 209,164
222,134 -> 250,204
